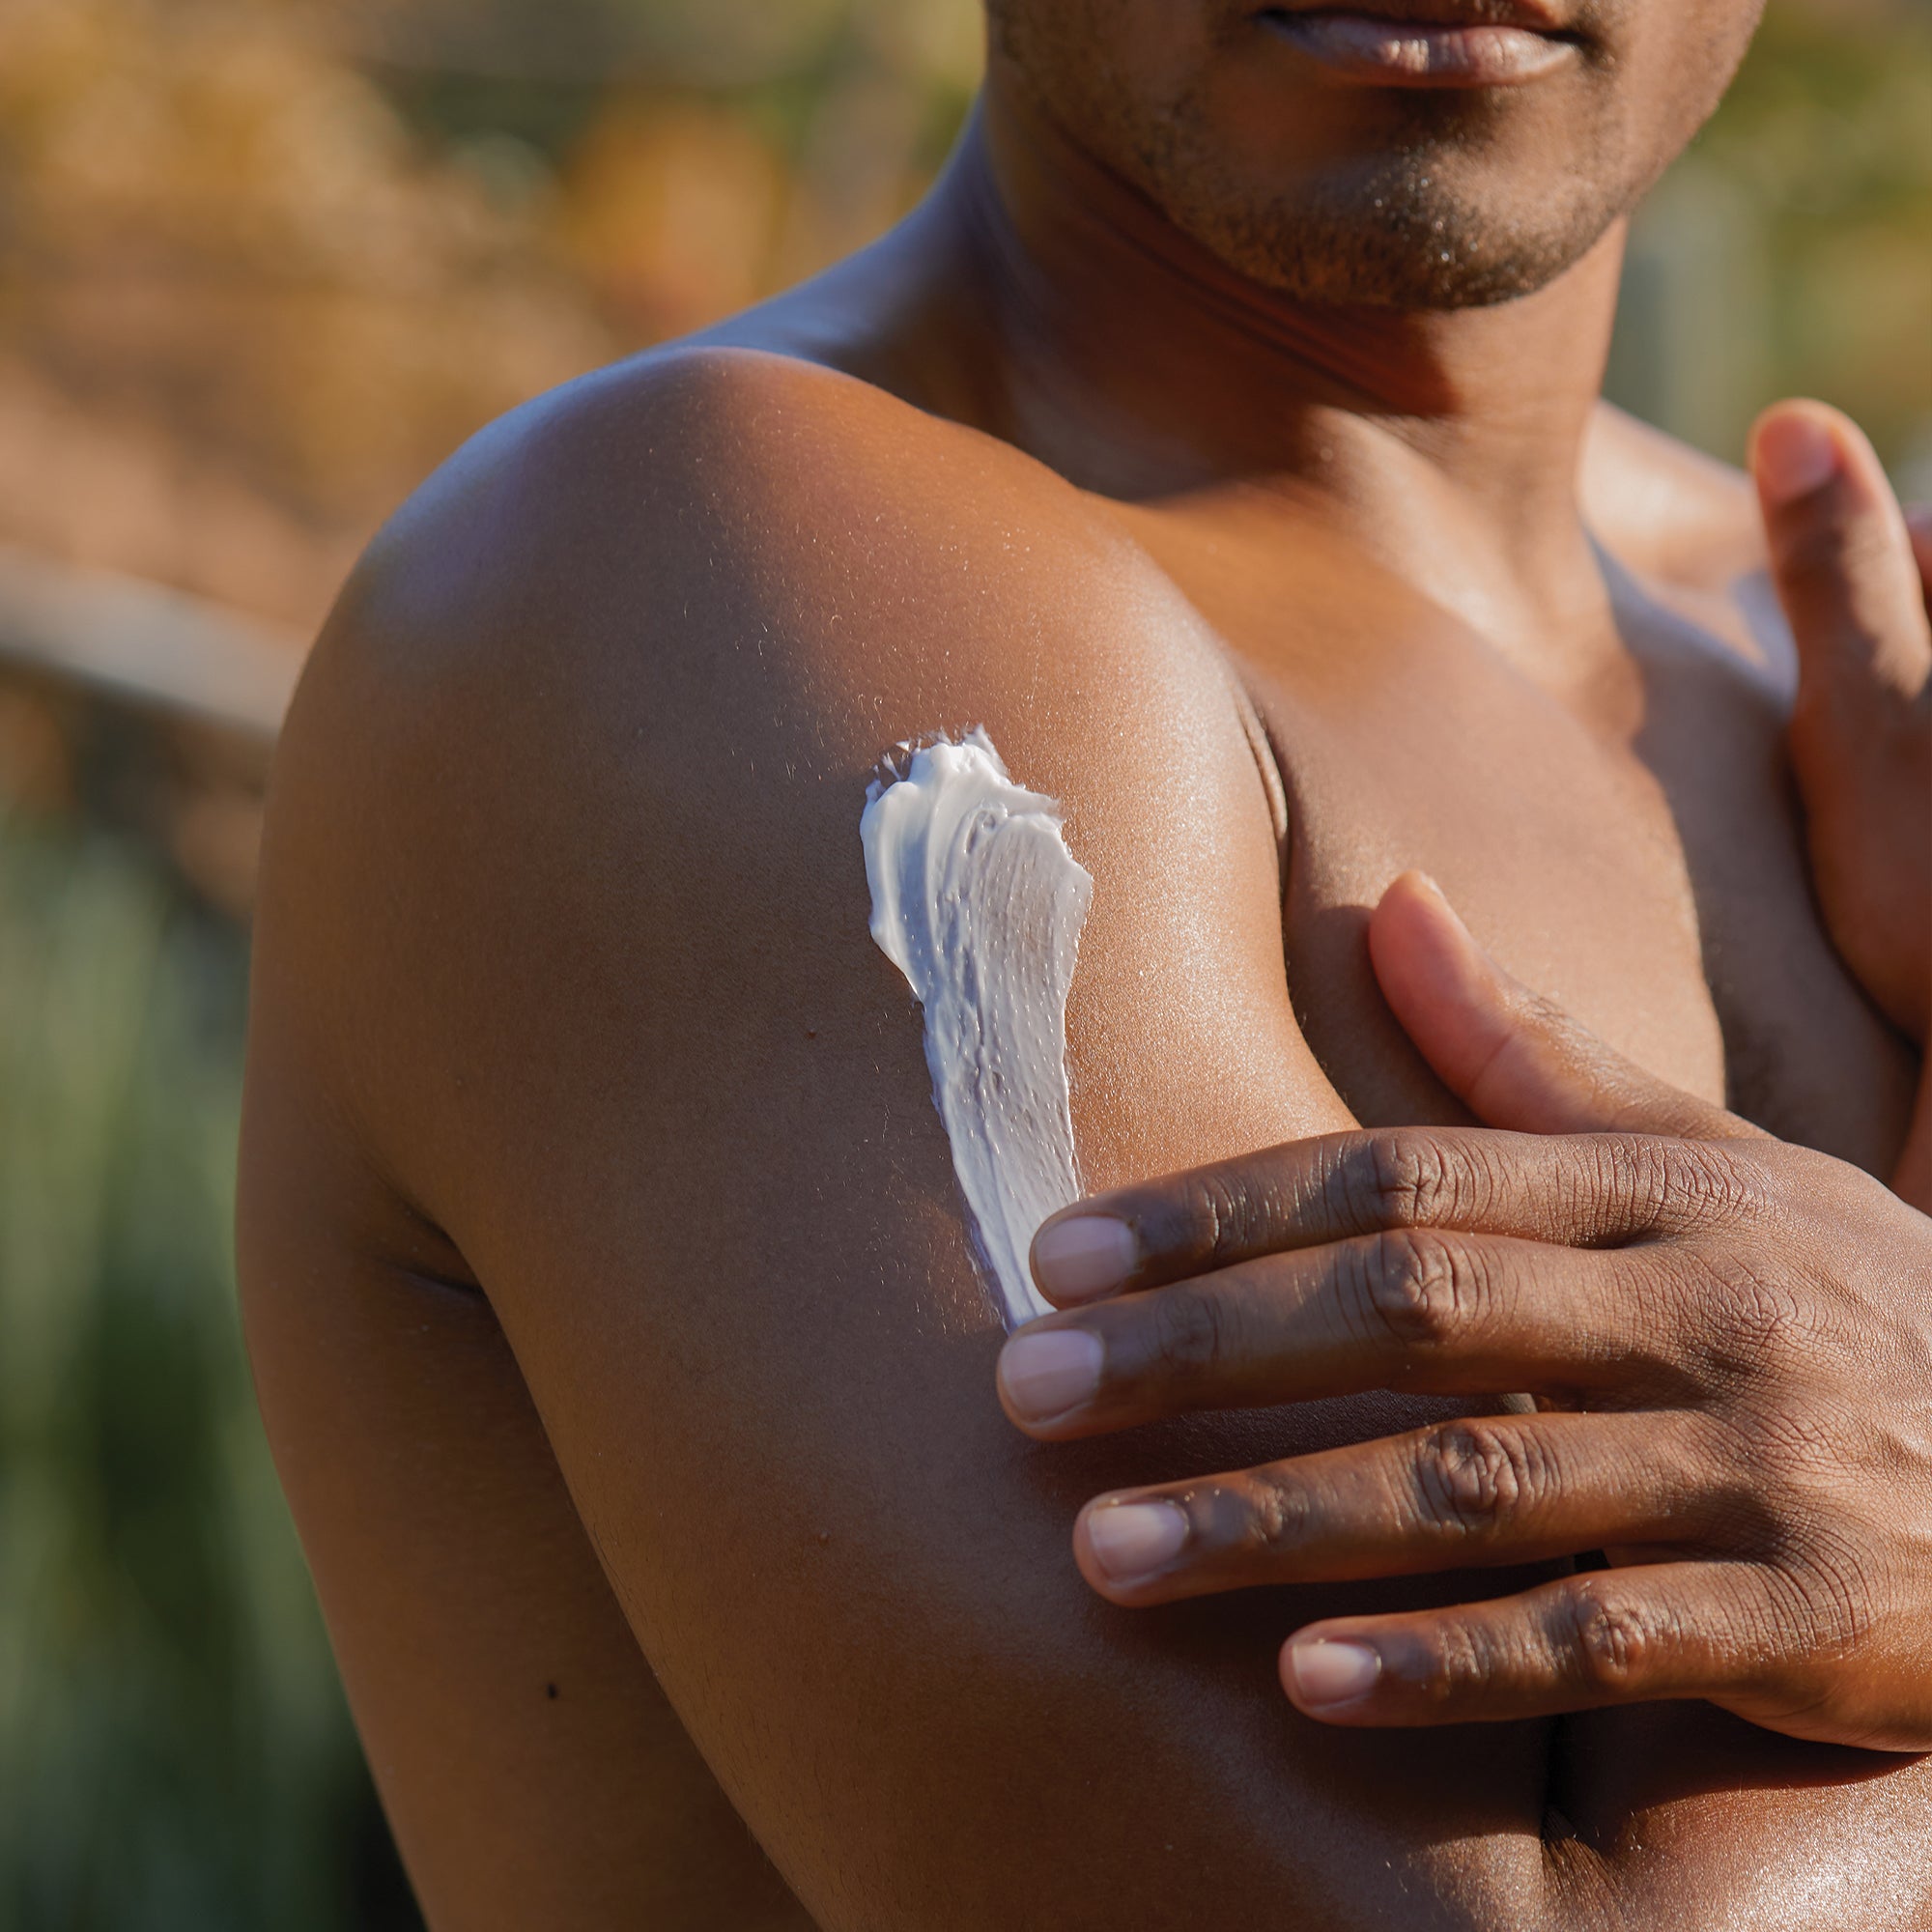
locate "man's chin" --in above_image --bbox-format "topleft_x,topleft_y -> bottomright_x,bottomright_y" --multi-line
1183,196 -> 1624,312
1241,248 -> 1594,313
1129,135 -> 1634,313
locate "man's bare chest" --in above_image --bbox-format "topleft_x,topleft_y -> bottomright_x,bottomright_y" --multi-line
1127,526 -> 1916,1173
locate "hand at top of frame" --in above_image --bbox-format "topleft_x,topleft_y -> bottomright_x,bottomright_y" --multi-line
999,874 -> 1932,1751
1751,399 -> 1931,1046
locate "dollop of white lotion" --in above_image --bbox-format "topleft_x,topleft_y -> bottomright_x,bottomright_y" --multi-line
861,729 -> 1093,1329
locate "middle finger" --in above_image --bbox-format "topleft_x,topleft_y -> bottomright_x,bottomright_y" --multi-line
997,1231 -> 1688,1439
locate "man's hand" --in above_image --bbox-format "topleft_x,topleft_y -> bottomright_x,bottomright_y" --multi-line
997,873 -> 1932,1750
1751,399 -> 1931,1046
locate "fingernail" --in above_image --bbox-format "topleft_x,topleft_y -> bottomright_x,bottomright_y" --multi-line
1032,1214 -> 1137,1301
1084,1500 -> 1189,1581
998,1327 -> 1103,1422
1286,1639 -> 1382,1709
1755,412 -> 1838,505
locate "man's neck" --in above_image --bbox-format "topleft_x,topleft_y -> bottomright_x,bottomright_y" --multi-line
928,84 -> 1630,648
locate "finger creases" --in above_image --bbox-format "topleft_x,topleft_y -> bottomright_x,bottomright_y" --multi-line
1073,1410 -> 1715,1604
1280,1561 -> 1790,1728
1042,1126 -> 1767,1302
1004,1234 -> 1688,1439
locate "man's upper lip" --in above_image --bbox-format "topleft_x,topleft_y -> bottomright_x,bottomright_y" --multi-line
1258,0 -> 1574,33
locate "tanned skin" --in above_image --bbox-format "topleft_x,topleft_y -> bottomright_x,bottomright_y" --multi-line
238,4 -> 1932,1926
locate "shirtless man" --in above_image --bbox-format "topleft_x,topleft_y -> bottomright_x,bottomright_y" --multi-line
236,2 -> 1932,1925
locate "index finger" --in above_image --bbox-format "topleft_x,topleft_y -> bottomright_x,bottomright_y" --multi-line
1029,1127 -> 1763,1305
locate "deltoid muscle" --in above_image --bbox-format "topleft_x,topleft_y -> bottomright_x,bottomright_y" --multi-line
861,729 -> 1094,1328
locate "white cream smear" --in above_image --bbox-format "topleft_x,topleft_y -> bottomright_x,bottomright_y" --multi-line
861,729 -> 1093,1328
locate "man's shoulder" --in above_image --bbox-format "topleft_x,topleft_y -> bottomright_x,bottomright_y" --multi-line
330,343 -> 1144,706
1581,401 -> 1767,596
285,339 -> 1238,908
260,336 -> 1296,1257
271,334 -> 1259,985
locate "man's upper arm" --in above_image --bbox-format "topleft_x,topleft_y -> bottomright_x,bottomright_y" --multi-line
249,351 -> 1572,1930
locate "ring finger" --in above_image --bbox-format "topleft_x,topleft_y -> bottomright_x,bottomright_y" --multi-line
1069,1409 -> 1724,1605
998,1231 -> 1687,1440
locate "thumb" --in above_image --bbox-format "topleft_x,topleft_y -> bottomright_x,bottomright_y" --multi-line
1908,503 -> 1932,601
1750,401 -> 1932,724
1368,872 -> 1765,1143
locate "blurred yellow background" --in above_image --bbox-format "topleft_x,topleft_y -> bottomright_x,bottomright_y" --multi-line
1,2 -> 1926,1925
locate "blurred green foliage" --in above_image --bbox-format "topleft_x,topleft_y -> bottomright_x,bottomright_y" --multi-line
0,811 -> 418,1930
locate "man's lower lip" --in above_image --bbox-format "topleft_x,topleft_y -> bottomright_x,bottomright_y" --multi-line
1260,12 -> 1578,86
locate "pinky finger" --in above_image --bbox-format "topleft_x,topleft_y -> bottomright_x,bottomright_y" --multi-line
1276,1563 -> 1893,1747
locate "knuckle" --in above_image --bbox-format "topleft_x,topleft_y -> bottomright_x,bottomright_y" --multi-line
1146,1283 -> 1239,1385
1751,1399 -> 1842,1465
1697,1404 -> 1860,1555
1227,1467 -> 1313,1555
1731,1546 -> 1874,1670
1623,1137 -> 1767,1235
1688,1250 -> 1814,1382
1620,1248 -> 1703,1370
1400,1614 -> 1513,1710
1789,1541 -> 1879,1655
1174,1156 -> 1298,1270
1172,1165 -> 1244,1267
1355,1131 -> 1481,1229
1354,1229 -> 1483,1351
1583,1135 -> 1655,1233
1689,1411 -> 1788,1542
1415,1422 -> 1552,1537
1564,1581 -> 1656,1694
1669,1142 -> 1766,1222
